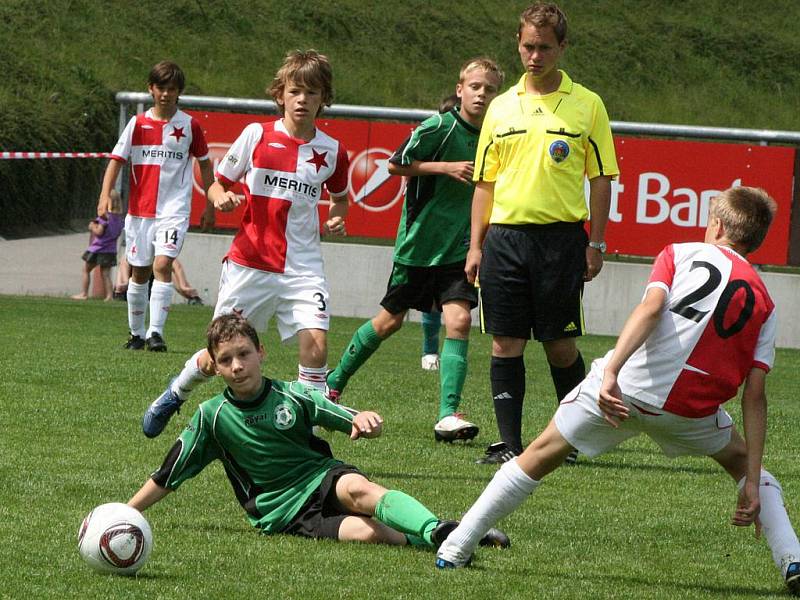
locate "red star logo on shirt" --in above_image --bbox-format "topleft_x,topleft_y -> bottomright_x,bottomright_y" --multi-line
306,149 -> 328,173
170,126 -> 185,142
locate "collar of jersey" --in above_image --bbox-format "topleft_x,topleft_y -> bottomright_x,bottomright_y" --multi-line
515,69 -> 573,98
223,377 -> 273,409
448,107 -> 481,134
275,118 -> 318,145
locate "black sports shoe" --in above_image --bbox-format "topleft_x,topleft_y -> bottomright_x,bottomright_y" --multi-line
786,561 -> 800,596
124,333 -> 145,350
145,332 -> 167,352
187,296 -> 203,305
430,520 -> 511,549
475,441 -> 517,465
564,449 -> 579,465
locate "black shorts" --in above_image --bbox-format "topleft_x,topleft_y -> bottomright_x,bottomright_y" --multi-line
479,222 -> 587,341
281,464 -> 365,540
82,251 -> 117,267
380,260 -> 478,314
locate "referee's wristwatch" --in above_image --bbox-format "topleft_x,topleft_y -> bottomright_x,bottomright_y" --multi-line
588,241 -> 607,253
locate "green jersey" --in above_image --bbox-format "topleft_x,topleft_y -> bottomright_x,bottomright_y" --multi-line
151,378 -> 356,534
389,108 -> 479,266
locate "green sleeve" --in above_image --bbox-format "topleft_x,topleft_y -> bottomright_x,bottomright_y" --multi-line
390,114 -> 448,166
155,403 -> 222,491
287,381 -> 355,435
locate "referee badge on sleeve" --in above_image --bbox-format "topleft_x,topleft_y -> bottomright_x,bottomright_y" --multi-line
549,140 -> 570,163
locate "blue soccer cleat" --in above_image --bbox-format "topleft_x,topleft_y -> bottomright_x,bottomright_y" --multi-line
786,561 -> 800,596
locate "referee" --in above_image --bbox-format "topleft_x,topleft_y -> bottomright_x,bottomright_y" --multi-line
468,2 -> 619,464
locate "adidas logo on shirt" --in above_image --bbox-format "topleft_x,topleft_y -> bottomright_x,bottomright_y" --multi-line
564,322 -> 578,332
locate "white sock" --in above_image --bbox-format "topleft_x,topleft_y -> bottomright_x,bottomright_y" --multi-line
146,280 -> 174,338
739,470 -> 800,574
299,364 -> 328,392
170,349 -> 213,401
127,280 -> 149,338
439,458 -> 539,563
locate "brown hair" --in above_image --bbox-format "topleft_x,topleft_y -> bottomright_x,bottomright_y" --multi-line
148,61 -> 185,92
206,314 -> 260,360
518,3 -> 568,43
268,49 -> 333,116
711,186 -> 777,254
459,56 -> 505,87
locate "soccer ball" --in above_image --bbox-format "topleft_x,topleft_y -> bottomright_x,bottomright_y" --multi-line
77,502 -> 153,575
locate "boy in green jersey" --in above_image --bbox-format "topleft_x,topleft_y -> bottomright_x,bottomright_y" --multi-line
326,59 -> 504,443
128,314 -> 509,548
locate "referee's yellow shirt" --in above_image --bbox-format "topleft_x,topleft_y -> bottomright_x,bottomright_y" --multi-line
475,70 -> 619,225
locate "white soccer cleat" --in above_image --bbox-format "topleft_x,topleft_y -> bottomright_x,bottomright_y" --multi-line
421,353 -> 440,371
434,414 -> 479,442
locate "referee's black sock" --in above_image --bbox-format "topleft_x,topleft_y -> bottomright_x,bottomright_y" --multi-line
490,355 -> 526,455
549,352 -> 586,405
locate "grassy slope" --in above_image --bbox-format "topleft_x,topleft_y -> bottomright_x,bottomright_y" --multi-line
2,296 -> 800,598
1,1 -> 799,232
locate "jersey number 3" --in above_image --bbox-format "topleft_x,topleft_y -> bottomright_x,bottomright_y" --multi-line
670,260 -> 755,339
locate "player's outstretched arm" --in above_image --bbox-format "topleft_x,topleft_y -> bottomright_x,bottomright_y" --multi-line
732,368 -> 768,529
325,192 -> 348,236
350,410 -> 384,440
128,479 -> 172,512
599,287 -> 666,426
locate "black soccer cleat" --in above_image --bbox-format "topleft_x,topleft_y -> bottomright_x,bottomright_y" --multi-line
430,519 -> 511,550
145,332 -> 167,352
475,441 -> 518,465
564,449 -> 579,465
123,333 -> 145,350
786,562 -> 800,596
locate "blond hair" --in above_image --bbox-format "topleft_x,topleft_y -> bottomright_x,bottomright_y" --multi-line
459,57 -> 505,87
711,186 -> 776,254
268,49 -> 333,116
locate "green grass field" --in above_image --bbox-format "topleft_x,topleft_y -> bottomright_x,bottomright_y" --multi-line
2,295 -> 799,599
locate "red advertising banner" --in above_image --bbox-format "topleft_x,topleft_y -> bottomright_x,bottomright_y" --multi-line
189,111 -> 795,265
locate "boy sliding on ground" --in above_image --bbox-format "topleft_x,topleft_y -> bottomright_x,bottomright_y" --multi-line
436,186 -> 800,596
326,58 -> 504,443
98,60 -> 215,352
129,314 -> 510,549
142,50 -> 349,437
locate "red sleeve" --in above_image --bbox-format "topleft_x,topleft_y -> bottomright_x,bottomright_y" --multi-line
189,118 -> 209,159
648,244 -> 676,288
325,144 -> 350,196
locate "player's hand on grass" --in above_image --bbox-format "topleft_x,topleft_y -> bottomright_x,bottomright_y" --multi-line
598,370 -> 628,428
465,248 -> 482,284
214,190 -> 241,212
351,411 -> 383,440
732,479 -> 761,535
445,161 -> 475,184
325,216 -> 346,236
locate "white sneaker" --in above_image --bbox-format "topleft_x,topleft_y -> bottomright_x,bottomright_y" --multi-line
421,353 -> 440,371
434,414 -> 479,442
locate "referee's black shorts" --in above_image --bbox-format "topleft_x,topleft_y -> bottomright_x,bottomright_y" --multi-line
478,222 -> 587,341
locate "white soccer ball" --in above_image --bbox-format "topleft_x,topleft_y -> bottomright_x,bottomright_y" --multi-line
77,502 -> 153,575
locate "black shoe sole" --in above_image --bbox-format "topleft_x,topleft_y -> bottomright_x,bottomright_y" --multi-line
434,425 -> 479,443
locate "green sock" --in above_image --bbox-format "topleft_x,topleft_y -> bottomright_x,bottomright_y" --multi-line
327,321 -> 382,391
438,337 -> 469,420
421,311 -> 441,355
374,490 -> 439,547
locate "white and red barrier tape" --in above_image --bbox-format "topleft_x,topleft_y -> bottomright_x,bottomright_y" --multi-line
0,152 -> 111,159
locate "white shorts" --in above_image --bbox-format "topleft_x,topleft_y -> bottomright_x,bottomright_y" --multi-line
125,215 -> 189,266
554,358 -> 734,459
214,260 -> 330,342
